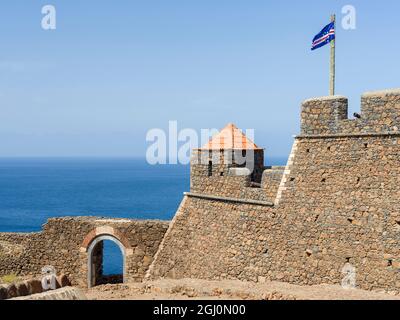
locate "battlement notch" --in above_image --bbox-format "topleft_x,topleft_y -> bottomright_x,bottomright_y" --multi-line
301,95 -> 348,135
301,89 -> 400,136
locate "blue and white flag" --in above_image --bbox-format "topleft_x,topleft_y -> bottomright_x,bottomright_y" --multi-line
311,21 -> 335,51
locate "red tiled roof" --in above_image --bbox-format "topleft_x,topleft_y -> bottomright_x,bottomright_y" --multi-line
199,123 -> 261,150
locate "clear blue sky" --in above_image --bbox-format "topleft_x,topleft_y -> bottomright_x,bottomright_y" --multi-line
0,0 -> 398,158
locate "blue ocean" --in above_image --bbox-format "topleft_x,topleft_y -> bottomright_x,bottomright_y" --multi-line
0,157 -> 286,274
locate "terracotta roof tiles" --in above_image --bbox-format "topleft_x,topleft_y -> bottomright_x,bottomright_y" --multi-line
199,123 -> 261,150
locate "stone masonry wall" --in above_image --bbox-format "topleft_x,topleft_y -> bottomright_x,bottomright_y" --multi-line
149,89 -> 400,293
191,149 -> 265,186
190,174 -> 274,203
301,89 -> 400,135
190,151 -> 282,204
262,167 -> 285,200
2,89 -> 400,293
0,217 -> 169,287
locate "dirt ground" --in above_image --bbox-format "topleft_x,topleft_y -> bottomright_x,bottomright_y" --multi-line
84,278 -> 400,300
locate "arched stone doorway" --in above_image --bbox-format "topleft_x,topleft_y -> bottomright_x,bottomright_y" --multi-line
81,226 -> 133,288
87,235 -> 126,288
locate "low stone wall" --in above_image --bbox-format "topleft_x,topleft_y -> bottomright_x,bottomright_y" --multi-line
0,275 -> 71,300
0,217 -> 169,287
11,287 -> 87,300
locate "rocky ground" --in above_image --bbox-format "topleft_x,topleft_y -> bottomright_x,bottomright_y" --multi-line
85,278 -> 400,300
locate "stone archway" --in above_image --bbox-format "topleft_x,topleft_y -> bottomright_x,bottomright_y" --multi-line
80,226 -> 133,288
87,235 -> 125,288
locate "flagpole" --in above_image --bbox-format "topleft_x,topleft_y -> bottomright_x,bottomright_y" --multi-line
330,14 -> 336,96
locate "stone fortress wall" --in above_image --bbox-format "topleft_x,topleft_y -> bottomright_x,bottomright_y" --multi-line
190,147 -> 284,204
148,89 -> 400,293
0,217 -> 168,287
301,89 -> 400,135
1,88 -> 400,294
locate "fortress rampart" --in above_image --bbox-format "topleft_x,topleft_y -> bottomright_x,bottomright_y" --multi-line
301,89 -> 400,135
2,88 -> 400,294
148,89 -> 400,294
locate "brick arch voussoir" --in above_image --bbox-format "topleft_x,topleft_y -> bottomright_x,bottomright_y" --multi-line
80,226 -> 132,251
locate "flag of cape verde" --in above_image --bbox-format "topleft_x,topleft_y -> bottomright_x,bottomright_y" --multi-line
311,21 -> 335,51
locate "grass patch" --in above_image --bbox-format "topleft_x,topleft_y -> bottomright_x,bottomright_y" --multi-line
1,273 -> 18,284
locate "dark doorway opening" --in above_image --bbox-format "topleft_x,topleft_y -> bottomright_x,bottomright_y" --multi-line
88,235 -> 125,287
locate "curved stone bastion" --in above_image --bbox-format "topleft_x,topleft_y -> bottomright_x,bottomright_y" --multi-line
0,217 -> 169,287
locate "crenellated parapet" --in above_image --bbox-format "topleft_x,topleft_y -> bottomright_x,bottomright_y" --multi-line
301,95 -> 348,135
301,89 -> 400,136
